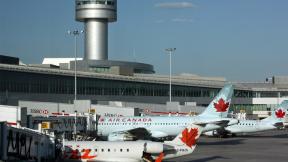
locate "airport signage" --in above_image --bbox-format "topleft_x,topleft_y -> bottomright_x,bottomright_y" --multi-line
30,109 -> 49,115
100,117 -> 152,122
90,108 -> 96,114
104,112 -> 123,117
41,122 -> 51,129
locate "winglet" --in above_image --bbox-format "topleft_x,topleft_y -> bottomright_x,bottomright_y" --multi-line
273,101 -> 288,119
263,100 -> 288,122
275,109 -> 286,118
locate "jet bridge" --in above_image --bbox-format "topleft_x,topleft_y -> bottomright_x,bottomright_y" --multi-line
0,122 -> 55,162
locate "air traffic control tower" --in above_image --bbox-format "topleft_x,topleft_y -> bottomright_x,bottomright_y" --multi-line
74,0 -> 154,74
76,0 -> 116,60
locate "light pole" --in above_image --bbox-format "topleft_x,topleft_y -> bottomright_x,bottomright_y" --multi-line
165,48 -> 176,102
74,110 -> 77,141
67,30 -> 83,101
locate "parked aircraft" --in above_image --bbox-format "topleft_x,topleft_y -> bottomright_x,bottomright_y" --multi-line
204,100 -> 288,137
97,84 -> 238,141
63,124 -> 203,162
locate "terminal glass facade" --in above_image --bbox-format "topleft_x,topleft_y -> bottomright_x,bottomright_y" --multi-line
1,69 -> 287,113
231,104 -> 271,113
0,70 -> 253,99
0,70 -> 216,97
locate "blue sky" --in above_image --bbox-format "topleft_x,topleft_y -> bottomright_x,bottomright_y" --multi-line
0,0 -> 288,81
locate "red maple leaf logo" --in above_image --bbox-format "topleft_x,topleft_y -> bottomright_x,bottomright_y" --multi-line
81,149 -> 97,159
180,128 -> 198,147
275,109 -> 286,118
66,149 -> 96,160
214,98 -> 230,112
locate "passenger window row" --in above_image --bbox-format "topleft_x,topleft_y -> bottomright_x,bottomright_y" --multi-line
74,148 -> 130,153
238,123 -> 256,126
97,148 -> 129,152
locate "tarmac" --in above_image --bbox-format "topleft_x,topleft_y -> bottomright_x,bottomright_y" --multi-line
165,129 -> 288,162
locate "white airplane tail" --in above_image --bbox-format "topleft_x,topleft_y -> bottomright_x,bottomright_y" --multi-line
156,124 -> 203,162
198,84 -> 234,118
170,124 -> 203,148
262,100 -> 288,123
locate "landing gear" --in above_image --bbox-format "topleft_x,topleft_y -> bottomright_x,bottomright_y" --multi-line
216,129 -> 229,138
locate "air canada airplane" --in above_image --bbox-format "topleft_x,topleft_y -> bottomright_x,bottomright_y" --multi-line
204,100 -> 288,137
97,84 -> 238,141
63,124 -> 203,162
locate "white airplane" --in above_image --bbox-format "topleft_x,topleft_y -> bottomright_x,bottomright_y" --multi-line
97,84 -> 238,141
62,124 -> 203,162
204,100 -> 288,137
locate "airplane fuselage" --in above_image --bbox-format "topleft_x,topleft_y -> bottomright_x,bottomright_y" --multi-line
225,120 -> 278,134
97,116 -> 235,139
63,140 -> 194,162
64,141 -> 145,162
96,84 -> 235,141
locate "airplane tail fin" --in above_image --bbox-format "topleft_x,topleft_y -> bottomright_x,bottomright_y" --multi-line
170,124 -> 203,148
198,84 -> 234,118
262,100 -> 288,122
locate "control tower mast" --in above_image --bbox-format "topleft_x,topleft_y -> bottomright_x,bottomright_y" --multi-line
75,0 -> 117,60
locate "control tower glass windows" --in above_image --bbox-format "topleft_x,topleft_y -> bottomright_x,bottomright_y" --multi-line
106,1 -> 114,5
76,0 -> 115,6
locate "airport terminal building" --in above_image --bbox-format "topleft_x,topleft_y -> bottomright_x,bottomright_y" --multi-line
1,60 -> 288,116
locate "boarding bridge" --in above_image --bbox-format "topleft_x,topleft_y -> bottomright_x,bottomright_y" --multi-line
0,122 -> 55,162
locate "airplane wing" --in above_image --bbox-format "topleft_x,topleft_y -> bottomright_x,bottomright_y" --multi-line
108,128 -> 171,141
194,118 -> 238,128
127,127 -> 152,139
108,127 -> 153,141
211,120 -> 230,127
194,120 -> 228,127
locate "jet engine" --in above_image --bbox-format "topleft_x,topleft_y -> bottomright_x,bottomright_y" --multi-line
203,130 -> 219,137
204,129 -> 229,137
143,142 -> 164,154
